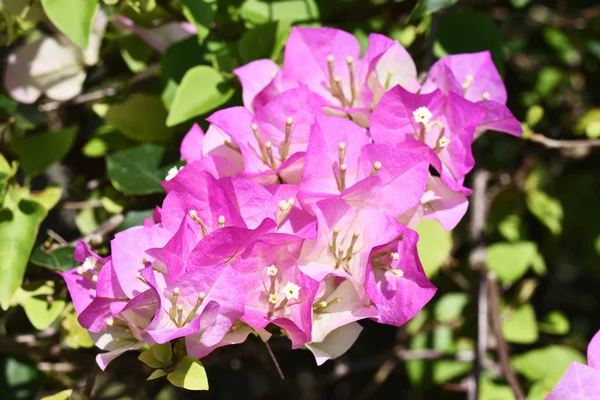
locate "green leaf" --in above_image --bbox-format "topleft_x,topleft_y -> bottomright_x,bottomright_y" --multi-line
119,209 -> 155,231
480,378 -> 515,400
19,128 -> 76,177
526,190 -> 563,235
61,303 -> 94,349
148,369 -> 167,380
139,348 -> 163,369
238,21 -> 291,64
152,343 -> 173,365
512,346 -> 585,385
30,246 -> 77,272
240,0 -> 319,24
437,10 -> 505,75
4,357 -> 39,397
433,360 -> 471,384
105,94 -> 175,144
539,311 -> 570,335
29,186 -> 62,211
511,0 -> 531,8
502,304 -> 538,344
415,220 -> 453,277
119,35 -> 153,73
434,293 -> 469,323
41,389 -> 74,400
411,0 -> 458,19
106,144 -> 168,195
498,214 -> 523,242
486,241 -> 540,284
166,66 -> 234,127
526,105 -> 544,128
0,189 -> 48,308
17,282 -> 66,330
574,108 -> 600,139
40,0 -> 98,48
181,0 -> 216,43
167,356 -> 209,391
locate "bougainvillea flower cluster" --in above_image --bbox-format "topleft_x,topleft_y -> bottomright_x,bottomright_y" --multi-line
61,27 -> 521,372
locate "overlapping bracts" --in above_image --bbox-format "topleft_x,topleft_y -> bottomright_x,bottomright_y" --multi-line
61,27 -> 520,370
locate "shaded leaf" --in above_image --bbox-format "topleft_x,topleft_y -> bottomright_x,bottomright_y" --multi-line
181,0 -> 216,43
30,246 -> 76,272
61,303 -> 94,349
105,94 -> 175,144
437,10 -> 505,75
411,0 -> 458,19
152,343 -> 173,365
139,348 -> 163,369
148,369 -> 167,380
106,144 -> 169,195
19,128 -> 76,177
238,21 -> 291,64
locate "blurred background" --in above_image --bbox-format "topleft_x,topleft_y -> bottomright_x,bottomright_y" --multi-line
1,0 -> 600,399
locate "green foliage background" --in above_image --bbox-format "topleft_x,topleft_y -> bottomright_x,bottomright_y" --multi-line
1,0 -> 600,399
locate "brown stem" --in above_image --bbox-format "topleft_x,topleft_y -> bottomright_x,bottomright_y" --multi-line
487,274 -> 526,400
529,133 -> 600,149
264,341 -> 284,380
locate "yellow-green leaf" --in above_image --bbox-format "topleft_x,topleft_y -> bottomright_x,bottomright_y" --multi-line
40,389 -> 73,400
152,342 -> 173,365
139,348 -> 163,368
167,356 -> 209,391
415,220 -> 453,278
148,369 -> 167,381
40,0 -> 98,48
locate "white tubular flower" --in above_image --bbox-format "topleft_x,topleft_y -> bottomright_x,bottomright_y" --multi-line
268,293 -> 279,304
282,282 -> 301,300
413,106 -> 433,125
266,265 -> 278,276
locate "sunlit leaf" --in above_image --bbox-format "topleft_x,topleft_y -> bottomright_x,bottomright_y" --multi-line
167,356 -> 209,391
40,0 -> 98,48
512,346 -> 585,386
502,304 -> 538,344
415,220 -> 453,277
166,66 -> 234,127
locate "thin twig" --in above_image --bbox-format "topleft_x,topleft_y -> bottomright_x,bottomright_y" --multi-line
62,199 -> 104,210
47,229 -> 68,245
83,362 -> 99,399
74,214 -> 124,246
529,133 -> 600,149
467,170 -> 490,400
263,341 -> 284,380
487,274 -> 526,400
395,347 -> 475,361
0,116 -> 15,153
38,87 -> 120,112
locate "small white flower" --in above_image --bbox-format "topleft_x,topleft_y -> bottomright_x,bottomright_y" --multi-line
282,282 -> 301,300
438,137 -> 451,148
413,106 -> 433,125
268,293 -> 279,304
82,257 -> 97,272
266,265 -> 278,276
165,166 -> 183,181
